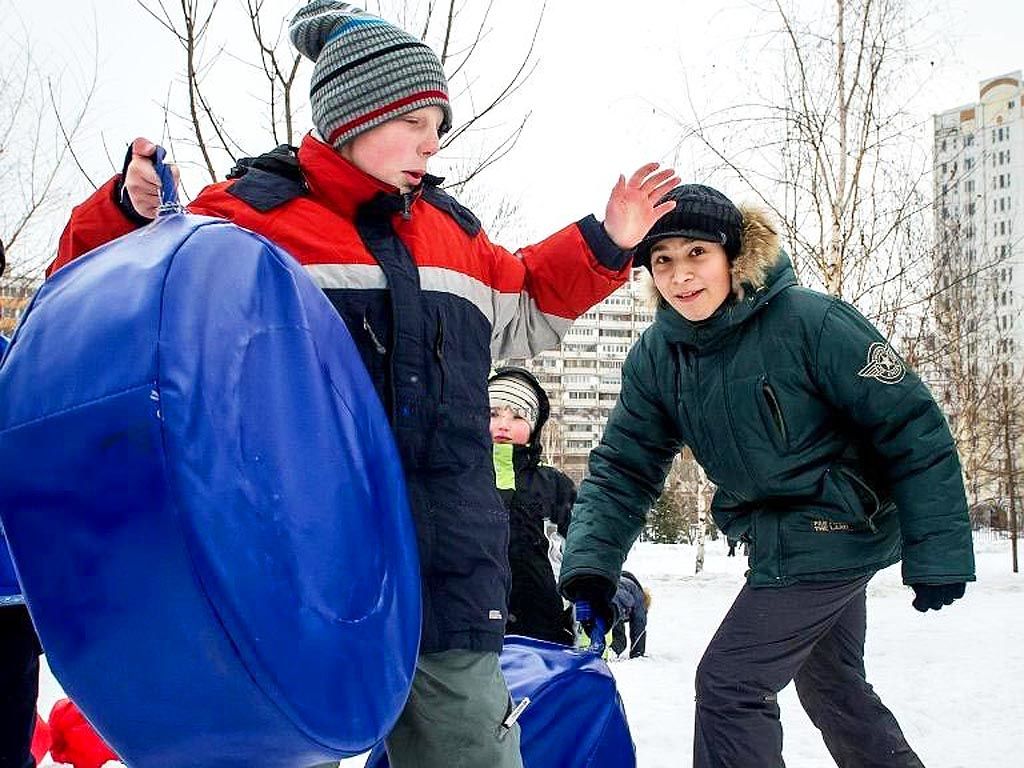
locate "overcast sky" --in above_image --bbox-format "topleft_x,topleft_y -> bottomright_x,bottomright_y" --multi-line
8,0 -> 1024,252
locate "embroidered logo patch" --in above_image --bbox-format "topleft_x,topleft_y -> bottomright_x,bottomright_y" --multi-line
857,342 -> 905,384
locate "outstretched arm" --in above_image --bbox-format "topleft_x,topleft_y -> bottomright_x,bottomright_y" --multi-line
488,163 -> 678,359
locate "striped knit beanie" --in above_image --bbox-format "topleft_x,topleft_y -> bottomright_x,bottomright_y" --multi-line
289,1 -> 452,149
488,373 -> 541,431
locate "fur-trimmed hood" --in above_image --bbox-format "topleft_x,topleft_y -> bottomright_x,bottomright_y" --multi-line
641,204 -> 784,307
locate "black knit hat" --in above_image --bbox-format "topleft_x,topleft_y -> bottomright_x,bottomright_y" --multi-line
633,184 -> 742,270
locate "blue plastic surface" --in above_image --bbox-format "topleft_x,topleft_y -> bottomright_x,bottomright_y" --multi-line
0,216 -> 420,766
0,332 -> 20,606
366,636 -> 636,767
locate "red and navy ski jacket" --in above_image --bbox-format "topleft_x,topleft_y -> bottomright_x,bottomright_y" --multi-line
50,133 -> 632,654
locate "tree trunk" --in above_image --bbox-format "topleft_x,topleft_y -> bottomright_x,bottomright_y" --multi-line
694,466 -> 708,574
1005,385 -> 1019,573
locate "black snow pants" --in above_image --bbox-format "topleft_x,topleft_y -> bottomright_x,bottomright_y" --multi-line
0,605 -> 41,768
694,575 -> 924,768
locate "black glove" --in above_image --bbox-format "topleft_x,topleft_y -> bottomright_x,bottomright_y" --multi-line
910,582 -> 966,612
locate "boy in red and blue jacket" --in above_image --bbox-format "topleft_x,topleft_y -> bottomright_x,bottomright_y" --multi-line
48,3 -> 677,764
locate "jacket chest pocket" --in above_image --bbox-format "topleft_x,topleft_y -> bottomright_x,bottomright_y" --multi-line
756,375 -> 790,453
425,314 -> 491,472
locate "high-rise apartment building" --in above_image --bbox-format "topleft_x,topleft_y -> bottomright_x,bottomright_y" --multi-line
934,71 -> 1023,364
503,271 -> 655,482
0,280 -> 37,336
933,71 -> 1024,505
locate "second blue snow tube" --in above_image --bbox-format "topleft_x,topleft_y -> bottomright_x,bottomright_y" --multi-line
366,636 -> 637,767
0,209 -> 420,766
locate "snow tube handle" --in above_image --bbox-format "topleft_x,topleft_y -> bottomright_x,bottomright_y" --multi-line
151,145 -> 181,215
575,601 -> 608,656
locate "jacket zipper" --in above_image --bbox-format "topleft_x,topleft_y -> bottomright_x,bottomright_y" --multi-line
435,315 -> 447,402
760,376 -> 788,445
363,313 -> 387,355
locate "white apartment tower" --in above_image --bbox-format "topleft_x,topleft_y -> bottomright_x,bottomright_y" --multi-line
934,71 -> 1024,370
503,271 -> 655,483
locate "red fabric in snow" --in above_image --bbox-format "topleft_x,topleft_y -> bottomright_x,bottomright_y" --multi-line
48,699 -> 119,768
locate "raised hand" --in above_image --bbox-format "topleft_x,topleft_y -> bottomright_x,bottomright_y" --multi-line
603,163 -> 680,250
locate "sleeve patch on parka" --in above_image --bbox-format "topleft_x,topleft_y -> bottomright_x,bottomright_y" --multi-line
856,342 -> 906,384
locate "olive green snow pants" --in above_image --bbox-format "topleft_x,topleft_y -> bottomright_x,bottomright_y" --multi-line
384,649 -> 523,768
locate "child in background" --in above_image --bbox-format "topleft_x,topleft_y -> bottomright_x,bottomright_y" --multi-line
490,368 -> 575,646
610,571 -> 649,659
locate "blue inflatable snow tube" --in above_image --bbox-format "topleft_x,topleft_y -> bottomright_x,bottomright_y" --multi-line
366,636 -> 636,767
0,213 -> 420,766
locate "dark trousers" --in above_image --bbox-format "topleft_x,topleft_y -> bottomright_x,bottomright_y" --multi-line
0,605 -> 41,768
694,576 -> 923,768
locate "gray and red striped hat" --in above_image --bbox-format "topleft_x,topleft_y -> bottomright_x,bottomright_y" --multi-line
289,1 -> 452,149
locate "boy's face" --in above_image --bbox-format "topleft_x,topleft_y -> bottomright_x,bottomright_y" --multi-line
490,406 -> 532,445
338,106 -> 444,193
650,237 -> 732,322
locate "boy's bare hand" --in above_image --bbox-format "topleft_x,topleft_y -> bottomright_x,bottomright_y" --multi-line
123,137 -> 180,219
602,163 -> 679,250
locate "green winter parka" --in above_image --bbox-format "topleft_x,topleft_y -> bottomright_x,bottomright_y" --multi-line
560,208 -> 975,593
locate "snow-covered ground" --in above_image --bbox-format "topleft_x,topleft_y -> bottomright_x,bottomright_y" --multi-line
37,535 -> 1022,767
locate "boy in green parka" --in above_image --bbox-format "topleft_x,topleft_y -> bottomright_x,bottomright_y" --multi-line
558,184 -> 975,767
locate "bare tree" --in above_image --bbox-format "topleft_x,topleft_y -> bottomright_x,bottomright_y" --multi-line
647,449 -> 714,546
134,0 -> 545,202
670,0 -> 939,331
925,129 -> 1024,537
994,382 -> 1022,572
0,14 -> 97,322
